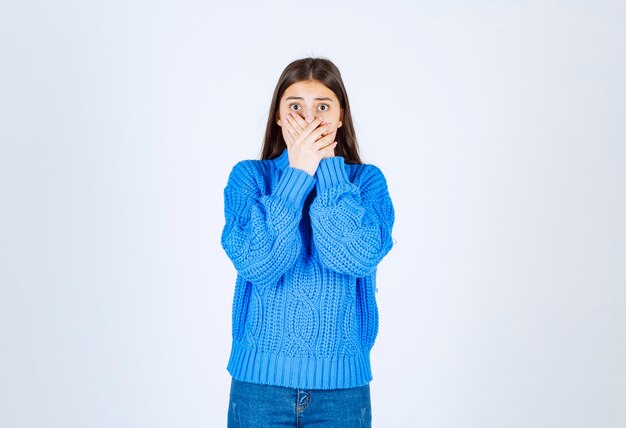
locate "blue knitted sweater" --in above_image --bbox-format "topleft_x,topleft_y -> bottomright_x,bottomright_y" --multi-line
221,147 -> 395,389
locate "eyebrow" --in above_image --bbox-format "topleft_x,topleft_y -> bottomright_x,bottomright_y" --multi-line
285,96 -> 334,102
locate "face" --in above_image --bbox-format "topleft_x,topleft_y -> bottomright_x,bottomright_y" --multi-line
276,79 -> 343,142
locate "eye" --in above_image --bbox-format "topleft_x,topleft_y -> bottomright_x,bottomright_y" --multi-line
289,103 -> 300,111
318,104 -> 329,112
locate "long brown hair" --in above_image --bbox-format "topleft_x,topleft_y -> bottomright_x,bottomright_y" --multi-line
260,57 -> 362,164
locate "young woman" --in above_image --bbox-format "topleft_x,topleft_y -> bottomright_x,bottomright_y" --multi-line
221,57 -> 395,427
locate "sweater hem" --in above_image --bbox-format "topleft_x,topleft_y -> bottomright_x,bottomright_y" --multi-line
226,341 -> 372,390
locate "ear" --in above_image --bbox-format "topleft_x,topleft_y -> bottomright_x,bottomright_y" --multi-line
338,110 -> 344,128
275,112 -> 281,127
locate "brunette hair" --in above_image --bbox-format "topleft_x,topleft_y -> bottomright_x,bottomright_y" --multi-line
260,57 -> 362,164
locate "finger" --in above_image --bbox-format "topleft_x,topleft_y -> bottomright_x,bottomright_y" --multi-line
303,117 -> 323,132
282,117 -> 297,148
320,141 -> 338,157
293,117 -> 323,142
303,124 -> 332,145
313,133 -> 335,150
286,112 -> 312,138
300,121 -> 330,142
290,112 -> 309,133
283,114 -> 299,141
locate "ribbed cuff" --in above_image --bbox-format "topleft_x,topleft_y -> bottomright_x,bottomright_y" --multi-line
274,166 -> 316,208
315,156 -> 350,192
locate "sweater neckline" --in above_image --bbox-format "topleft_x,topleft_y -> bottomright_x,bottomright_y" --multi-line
273,148 -> 289,170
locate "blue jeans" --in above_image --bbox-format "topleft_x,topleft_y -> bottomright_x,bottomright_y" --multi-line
227,377 -> 372,427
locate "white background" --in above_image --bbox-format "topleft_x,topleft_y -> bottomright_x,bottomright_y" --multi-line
1,1 -> 625,427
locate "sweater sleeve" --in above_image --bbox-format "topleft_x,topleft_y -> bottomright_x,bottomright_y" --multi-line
221,160 -> 316,290
309,157 -> 395,277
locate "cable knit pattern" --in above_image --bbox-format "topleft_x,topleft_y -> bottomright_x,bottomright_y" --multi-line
221,148 -> 395,389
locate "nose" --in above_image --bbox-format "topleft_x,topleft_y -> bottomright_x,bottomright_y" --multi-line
300,107 -> 319,124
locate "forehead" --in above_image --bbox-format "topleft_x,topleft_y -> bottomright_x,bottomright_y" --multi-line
282,80 -> 337,101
